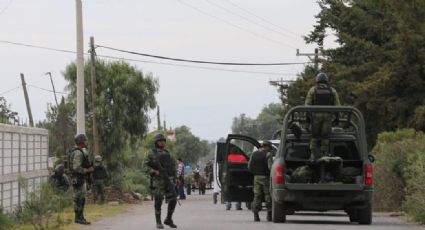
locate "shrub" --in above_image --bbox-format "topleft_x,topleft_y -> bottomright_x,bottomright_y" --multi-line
122,169 -> 149,195
0,208 -> 15,230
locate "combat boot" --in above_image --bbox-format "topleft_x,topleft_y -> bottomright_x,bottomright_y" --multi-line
267,211 -> 272,221
155,213 -> 164,229
254,212 -> 260,222
75,211 -> 90,225
164,213 -> 177,228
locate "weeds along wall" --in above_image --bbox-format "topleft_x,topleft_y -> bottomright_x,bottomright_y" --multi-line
0,124 -> 49,213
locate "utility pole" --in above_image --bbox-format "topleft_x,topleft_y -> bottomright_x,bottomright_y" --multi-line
75,0 -> 85,134
90,36 -> 100,155
20,73 -> 34,127
157,106 -> 161,131
163,115 -> 167,131
45,72 -> 59,107
296,48 -> 320,71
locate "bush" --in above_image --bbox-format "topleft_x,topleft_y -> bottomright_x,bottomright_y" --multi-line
372,129 -> 425,223
17,181 -> 72,230
0,208 -> 15,230
122,169 -> 150,195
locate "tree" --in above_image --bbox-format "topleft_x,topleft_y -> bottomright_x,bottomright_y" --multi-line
280,0 -> 425,146
37,97 -> 75,158
172,126 -> 210,165
231,114 -> 258,138
0,97 -> 18,124
62,60 -> 158,171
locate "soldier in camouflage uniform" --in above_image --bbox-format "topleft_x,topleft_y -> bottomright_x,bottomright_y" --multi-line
49,163 -> 70,193
69,134 -> 94,225
305,72 -> 341,159
143,134 -> 178,229
248,141 -> 273,222
92,155 -> 108,204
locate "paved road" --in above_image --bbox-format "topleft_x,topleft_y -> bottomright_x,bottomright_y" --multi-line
82,192 -> 424,230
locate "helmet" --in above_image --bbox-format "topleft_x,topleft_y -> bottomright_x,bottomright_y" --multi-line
153,133 -> 166,143
315,72 -> 329,83
74,134 -> 87,145
94,155 -> 103,162
262,140 -> 272,147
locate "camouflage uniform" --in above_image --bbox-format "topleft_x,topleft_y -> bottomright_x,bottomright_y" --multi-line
248,147 -> 273,221
305,81 -> 340,158
49,163 -> 70,193
92,155 -> 108,204
70,146 -> 92,224
143,144 -> 178,229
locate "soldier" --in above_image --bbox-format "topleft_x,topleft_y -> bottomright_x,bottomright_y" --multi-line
49,163 -> 70,193
92,155 -> 108,204
248,141 -> 273,222
305,72 -> 341,159
143,134 -> 178,229
69,134 -> 94,225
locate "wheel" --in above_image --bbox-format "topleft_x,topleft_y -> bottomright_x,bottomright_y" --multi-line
358,204 -> 372,225
272,199 -> 286,223
347,210 -> 358,222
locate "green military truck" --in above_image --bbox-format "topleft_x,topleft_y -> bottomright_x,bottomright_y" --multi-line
270,106 -> 374,224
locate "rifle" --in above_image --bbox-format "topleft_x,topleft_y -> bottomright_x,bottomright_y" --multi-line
147,158 -> 178,202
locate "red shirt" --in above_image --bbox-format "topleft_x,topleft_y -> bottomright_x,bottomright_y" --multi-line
227,153 -> 248,163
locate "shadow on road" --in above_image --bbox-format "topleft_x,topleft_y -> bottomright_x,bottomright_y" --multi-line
294,212 -> 348,217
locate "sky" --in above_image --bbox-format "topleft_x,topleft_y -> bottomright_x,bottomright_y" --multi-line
0,0 -> 323,141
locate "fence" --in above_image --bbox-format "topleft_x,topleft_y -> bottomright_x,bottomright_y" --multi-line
0,123 -> 49,213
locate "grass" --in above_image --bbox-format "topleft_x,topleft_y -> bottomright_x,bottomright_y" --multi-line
15,203 -> 131,230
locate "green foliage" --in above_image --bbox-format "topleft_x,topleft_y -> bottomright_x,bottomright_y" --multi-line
122,168 -> 149,195
62,59 -> 158,172
37,97 -> 75,158
372,129 -> 425,223
173,126 -> 210,164
0,208 -> 15,230
0,97 -> 18,124
17,181 -> 72,230
231,103 -> 285,140
280,0 -> 425,146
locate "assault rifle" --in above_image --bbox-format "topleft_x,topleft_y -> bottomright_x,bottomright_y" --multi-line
148,158 -> 178,202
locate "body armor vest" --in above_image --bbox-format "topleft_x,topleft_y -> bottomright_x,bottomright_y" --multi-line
68,147 -> 91,174
155,149 -> 174,176
314,85 -> 334,105
93,166 -> 107,180
250,150 -> 269,176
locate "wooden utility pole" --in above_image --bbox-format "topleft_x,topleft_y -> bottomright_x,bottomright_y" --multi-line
157,106 -> 161,130
45,72 -> 59,107
20,73 -> 34,127
90,36 -> 100,155
296,48 -> 320,71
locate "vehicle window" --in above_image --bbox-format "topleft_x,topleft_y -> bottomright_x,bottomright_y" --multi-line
331,141 -> 360,160
228,139 -> 259,160
285,143 -> 310,160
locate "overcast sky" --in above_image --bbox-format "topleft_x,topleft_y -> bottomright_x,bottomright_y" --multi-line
0,0 -> 323,141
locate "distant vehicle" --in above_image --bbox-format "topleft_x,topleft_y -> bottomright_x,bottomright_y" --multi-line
270,106 -> 374,224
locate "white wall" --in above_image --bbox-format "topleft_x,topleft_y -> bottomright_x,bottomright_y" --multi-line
0,124 -> 49,213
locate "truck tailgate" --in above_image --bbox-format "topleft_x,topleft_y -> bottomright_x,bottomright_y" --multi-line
284,184 -> 365,191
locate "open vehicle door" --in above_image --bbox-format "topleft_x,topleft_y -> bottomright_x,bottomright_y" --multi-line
220,134 -> 261,202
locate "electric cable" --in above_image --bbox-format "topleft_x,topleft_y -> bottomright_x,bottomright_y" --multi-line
0,0 -> 13,16
0,86 -> 20,96
27,84 -> 67,95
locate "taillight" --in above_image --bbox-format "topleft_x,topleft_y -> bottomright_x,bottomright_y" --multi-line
274,165 -> 285,184
364,164 -> 373,185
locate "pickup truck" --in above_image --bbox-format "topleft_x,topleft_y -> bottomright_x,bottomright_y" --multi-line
270,106 -> 374,224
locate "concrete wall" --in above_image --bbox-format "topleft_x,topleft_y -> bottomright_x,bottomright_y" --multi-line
0,123 -> 49,213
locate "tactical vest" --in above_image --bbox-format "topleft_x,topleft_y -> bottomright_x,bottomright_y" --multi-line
313,85 -> 334,105
250,150 -> 269,176
68,147 -> 91,174
93,165 -> 107,180
153,149 -> 174,176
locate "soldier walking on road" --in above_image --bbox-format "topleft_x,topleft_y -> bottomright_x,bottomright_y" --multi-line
143,134 -> 178,229
69,134 -> 94,225
305,72 -> 341,159
92,155 -> 108,204
248,141 -> 273,222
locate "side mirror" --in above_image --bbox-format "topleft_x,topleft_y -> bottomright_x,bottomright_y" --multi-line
368,154 -> 375,163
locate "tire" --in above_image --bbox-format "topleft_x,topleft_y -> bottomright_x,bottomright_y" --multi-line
348,210 -> 358,222
358,204 -> 372,225
272,199 -> 286,223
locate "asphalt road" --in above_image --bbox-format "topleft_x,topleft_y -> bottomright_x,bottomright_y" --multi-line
81,192 -> 424,230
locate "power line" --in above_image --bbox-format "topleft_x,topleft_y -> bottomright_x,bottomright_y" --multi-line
27,84 -> 67,95
0,0 -> 13,16
0,40 -> 307,76
97,45 -> 308,66
177,0 -> 296,49
204,0 -> 301,43
0,86 -> 20,96
224,0 -> 301,39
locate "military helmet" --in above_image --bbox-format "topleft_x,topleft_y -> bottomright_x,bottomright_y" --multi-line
74,133 -> 87,145
94,155 -> 103,162
153,133 -> 166,143
262,140 -> 272,147
315,72 -> 329,83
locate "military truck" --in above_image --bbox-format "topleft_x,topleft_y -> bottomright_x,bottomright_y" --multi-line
270,106 -> 374,224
